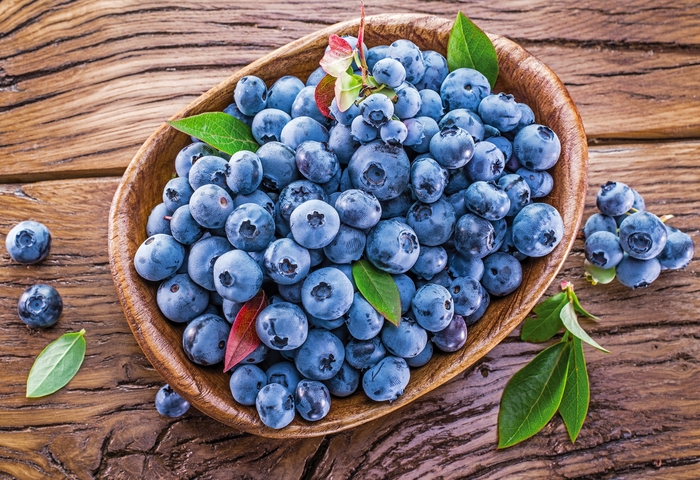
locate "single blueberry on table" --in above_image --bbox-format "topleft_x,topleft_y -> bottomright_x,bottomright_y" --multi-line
229,365 -> 267,406
18,284 -> 63,328
362,356 -> 411,402
657,226 -> 695,270
182,313 -> 230,365
255,302 -> 308,351
6,220 -> 52,264
155,385 -> 190,418
256,383 -> 295,429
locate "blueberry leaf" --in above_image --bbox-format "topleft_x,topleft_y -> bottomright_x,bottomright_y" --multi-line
521,292 -> 567,342
498,341 -> 571,448
560,302 -> 610,353
559,338 -> 589,443
352,259 -> 402,326
314,74 -> 336,119
447,11 -> 499,88
335,70 -> 363,112
26,329 -> 86,398
224,290 -> 268,372
169,112 -> 258,155
320,34 -> 355,78
583,259 -> 616,286
566,288 -> 599,320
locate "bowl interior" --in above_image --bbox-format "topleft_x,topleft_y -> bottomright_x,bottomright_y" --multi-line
108,14 -> 587,438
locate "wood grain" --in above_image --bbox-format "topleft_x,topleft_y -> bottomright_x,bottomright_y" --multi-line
2,0 -> 700,181
0,138 -> 697,476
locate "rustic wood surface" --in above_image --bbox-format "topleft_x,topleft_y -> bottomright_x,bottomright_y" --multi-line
0,0 -> 698,478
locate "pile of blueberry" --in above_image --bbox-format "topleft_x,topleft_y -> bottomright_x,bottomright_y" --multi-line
136,36 -> 566,428
583,181 -> 695,288
5,221 -> 64,329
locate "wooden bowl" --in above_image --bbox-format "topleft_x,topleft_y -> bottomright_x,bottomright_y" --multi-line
108,13 -> 587,438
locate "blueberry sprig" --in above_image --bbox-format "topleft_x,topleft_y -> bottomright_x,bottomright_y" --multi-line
498,281 -> 605,448
583,181 -> 695,288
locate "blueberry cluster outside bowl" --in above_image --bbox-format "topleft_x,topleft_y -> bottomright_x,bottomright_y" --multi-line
108,14 -> 588,438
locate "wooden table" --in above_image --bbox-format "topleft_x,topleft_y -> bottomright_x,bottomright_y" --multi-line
1,1 -> 699,478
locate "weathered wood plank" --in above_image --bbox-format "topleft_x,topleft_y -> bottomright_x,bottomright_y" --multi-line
1,1 -> 700,182
0,140 -> 697,477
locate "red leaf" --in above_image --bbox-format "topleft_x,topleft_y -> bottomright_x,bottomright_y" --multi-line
314,74 -> 336,119
223,290 -> 268,372
319,34 -> 354,77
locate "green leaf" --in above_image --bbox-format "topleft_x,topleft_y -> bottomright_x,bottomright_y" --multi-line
521,292 -> 567,342
498,341 -> 572,448
27,329 -> 87,398
447,11 -> 499,87
583,259 -> 616,286
560,302 -> 610,353
568,289 -> 599,320
168,112 -> 258,155
352,259 -> 402,326
559,338 -> 589,443
334,70 -> 363,112
320,34 -> 355,77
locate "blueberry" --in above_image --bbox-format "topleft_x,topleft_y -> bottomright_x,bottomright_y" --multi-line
488,136 -> 514,163
462,286 -> 490,326
256,383 -> 295,429
6,221 -> 52,264
453,213 -> 496,259
301,267 -> 354,320
380,316 -> 428,358
189,184 -> 234,229
405,341 -> 433,368
410,246 -> 448,280
513,103 -> 536,133
157,273 -> 209,323
225,150 -> 263,195
410,157 -> 448,204
498,174 -> 531,217
174,142 -> 219,178
295,141 -> 340,184
410,116 -> 440,154
448,276 -> 483,316
280,116 -> 329,150
385,39 -> 425,84
223,102 -> 254,127
291,86 -> 330,126
362,356 -> 410,402
239,342 -> 269,365
225,203 -> 275,252
616,255 -> 661,289
584,231 -> 624,269
432,314 -> 468,352
17,284 -> 62,328
134,234 -> 185,281
323,224 -> 366,264
234,75 -> 268,116
347,141 -> 410,201
393,83 -> 422,120
188,235 -> 232,291
213,249 -> 263,302
481,252 -> 523,296
361,94 -> 395,127
345,292 -> 383,340
464,181 -> 511,221
2,202 -> 48,253
330,98 -> 361,126
277,180 -> 328,224
467,141 -> 505,182
256,141 -> 299,191
478,93 -> 522,132
411,283 -> 454,332
429,126 -> 475,169
295,380 -> 331,421
596,181 -> 635,217
380,186 -> 414,219
266,361 -> 303,395
513,124 -> 561,171
230,365 -> 267,405
345,336 -> 387,370
366,45 -> 389,72
440,68 -> 491,111
380,120 -> 408,146
155,385 -> 190,417
406,198 -> 456,247
147,203 -> 172,236
416,89 -> 444,122
188,155 -> 229,191
182,313 -> 230,365
334,189 -> 382,230
294,329 -> 345,380
351,116 -> 378,144
657,226 -> 695,270
251,108 -> 291,144
402,117 -> 425,147
256,302 -> 308,351
439,108 -> 485,142
233,189 -> 276,217
328,123 -> 361,164
511,203 -> 564,257
366,219 -> 421,274
389,273 -> 416,315
169,205 -> 204,245
372,58 -> 406,89
323,361 -> 360,397
448,252 -> 485,281
618,211 -> 667,260
267,76 -> 305,115
162,177 -> 194,213
516,168 -> 554,199
413,50 -> 448,91
306,66 -> 326,86
583,213 -> 617,240
264,238 -> 311,285
289,199 -> 340,249
222,298 -> 244,323
491,217 -> 508,252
